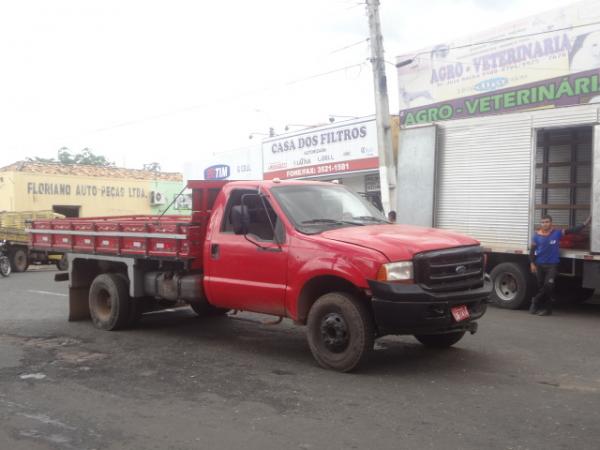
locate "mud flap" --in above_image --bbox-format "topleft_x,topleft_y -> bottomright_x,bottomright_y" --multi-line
68,286 -> 91,321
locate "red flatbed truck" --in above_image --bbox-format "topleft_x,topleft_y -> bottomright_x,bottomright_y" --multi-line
29,179 -> 491,372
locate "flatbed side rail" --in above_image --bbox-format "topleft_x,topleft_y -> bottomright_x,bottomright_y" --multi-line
27,216 -> 201,260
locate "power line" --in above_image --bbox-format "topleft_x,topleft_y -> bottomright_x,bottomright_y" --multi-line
62,62 -> 369,137
329,38 -> 369,55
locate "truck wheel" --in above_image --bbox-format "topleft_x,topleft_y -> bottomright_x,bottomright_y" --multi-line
189,301 -> 229,317
10,248 -> 29,272
89,273 -> 131,331
414,331 -> 466,348
0,257 -> 11,277
306,292 -> 374,372
489,262 -> 532,309
56,255 -> 68,271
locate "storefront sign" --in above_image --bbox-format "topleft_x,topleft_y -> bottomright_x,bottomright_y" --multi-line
184,146 -> 262,181
262,118 -> 378,179
396,0 -> 600,120
26,182 -> 147,198
204,164 -> 231,180
402,69 -> 600,125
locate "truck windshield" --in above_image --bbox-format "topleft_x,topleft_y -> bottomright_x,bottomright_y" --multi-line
271,184 -> 387,234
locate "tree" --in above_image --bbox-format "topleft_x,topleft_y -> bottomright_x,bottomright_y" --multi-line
27,147 -> 114,166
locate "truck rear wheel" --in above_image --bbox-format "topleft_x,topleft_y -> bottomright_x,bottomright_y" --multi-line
306,292 -> 374,372
10,248 -> 29,272
489,262 -> 532,309
414,331 -> 466,348
89,273 -> 131,331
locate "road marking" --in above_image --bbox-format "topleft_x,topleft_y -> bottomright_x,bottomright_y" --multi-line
27,290 -> 67,297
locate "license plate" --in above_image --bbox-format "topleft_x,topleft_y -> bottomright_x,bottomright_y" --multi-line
451,305 -> 470,322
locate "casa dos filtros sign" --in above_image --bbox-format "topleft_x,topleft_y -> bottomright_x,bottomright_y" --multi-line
262,118 -> 379,180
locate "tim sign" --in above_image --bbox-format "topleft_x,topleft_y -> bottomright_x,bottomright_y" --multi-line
204,164 -> 230,180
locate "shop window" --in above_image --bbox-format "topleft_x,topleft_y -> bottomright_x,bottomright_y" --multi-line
53,205 -> 80,218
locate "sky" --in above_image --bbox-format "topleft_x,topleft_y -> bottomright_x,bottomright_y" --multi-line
0,0 -> 581,173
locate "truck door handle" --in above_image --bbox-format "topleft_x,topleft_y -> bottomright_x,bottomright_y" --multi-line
210,243 -> 219,259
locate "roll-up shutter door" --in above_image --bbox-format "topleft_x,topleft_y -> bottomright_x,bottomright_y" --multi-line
435,115 -> 532,249
433,105 -> 599,250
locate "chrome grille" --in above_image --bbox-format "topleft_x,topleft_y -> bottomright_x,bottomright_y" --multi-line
414,246 -> 485,292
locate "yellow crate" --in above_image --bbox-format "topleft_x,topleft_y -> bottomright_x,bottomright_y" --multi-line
0,210 -> 63,230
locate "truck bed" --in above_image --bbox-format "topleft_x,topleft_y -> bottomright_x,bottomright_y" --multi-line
28,181 -> 229,265
29,215 -> 201,260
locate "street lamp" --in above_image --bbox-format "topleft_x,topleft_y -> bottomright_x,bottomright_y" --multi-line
328,115 -> 359,123
284,124 -> 316,131
248,127 -> 275,139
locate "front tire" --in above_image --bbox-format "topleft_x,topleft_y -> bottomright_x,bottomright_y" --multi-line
489,262 -> 532,309
89,273 -> 131,330
414,331 -> 466,348
306,292 -> 374,372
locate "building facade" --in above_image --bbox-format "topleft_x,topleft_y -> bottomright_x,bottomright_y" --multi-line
394,0 -> 600,255
0,161 -> 187,217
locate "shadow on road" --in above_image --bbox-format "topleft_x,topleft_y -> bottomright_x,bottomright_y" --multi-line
113,308 -> 503,377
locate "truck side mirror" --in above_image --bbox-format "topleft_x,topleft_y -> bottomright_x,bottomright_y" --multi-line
231,205 -> 250,235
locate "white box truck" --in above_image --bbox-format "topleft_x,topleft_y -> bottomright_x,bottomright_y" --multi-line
397,103 -> 600,308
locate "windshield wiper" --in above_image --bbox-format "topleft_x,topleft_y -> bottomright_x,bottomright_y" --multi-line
352,216 -> 388,223
301,218 -> 365,226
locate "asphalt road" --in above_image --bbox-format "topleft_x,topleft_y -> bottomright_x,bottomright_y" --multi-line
1,268 -> 599,450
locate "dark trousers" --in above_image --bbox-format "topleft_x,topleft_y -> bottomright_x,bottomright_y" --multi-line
533,264 -> 558,311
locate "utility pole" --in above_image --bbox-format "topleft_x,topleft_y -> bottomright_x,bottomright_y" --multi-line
366,0 -> 396,214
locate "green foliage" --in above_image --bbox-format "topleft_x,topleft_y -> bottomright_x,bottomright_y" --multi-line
27,147 -> 114,166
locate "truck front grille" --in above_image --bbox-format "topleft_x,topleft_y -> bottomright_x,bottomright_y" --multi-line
413,246 -> 485,292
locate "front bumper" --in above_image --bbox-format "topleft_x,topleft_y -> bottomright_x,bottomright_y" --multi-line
368,275 -> 492,335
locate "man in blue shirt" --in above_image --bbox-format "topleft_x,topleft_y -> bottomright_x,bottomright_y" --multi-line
529,214 -> 592,316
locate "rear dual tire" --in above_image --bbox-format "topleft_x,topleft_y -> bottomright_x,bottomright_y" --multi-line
489,262 -> 532,309
89,273 -> 138,330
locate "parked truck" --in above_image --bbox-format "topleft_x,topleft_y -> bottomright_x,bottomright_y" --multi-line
0,210 -> 66,272
29,179 -> 491,371
397,104 -> 600,309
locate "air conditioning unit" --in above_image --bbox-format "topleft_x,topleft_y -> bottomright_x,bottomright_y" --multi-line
150,190 -> 166,205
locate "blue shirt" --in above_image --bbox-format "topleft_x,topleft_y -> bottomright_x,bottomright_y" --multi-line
532,229 -> 563,265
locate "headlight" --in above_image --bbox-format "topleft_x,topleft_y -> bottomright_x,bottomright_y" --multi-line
376,261 -> 414,282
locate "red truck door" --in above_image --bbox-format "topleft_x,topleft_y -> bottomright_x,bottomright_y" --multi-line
204,189 -> 288,316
